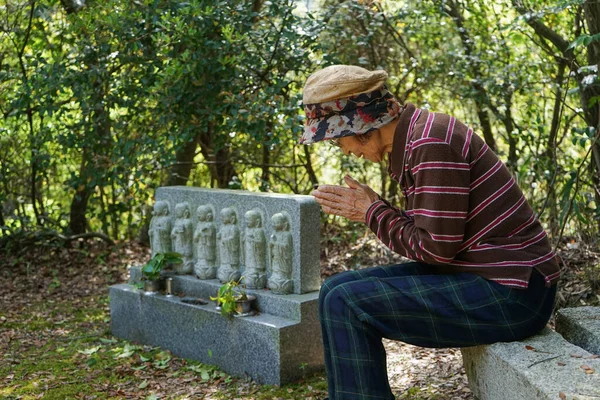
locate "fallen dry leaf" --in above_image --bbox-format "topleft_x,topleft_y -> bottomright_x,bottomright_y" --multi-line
557,362 -> 566,366
580,365 -> 595,374
559,392 -> 566,400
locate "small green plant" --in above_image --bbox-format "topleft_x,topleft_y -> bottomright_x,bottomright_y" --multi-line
141,252 -> 182,281
210,278 -> 247,318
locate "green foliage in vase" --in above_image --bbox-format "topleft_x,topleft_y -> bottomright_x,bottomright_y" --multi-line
141,252 -> 182,281
210,278 -> 247,319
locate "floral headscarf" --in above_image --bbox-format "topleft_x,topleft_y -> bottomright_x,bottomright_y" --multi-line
299,85 -> 401,145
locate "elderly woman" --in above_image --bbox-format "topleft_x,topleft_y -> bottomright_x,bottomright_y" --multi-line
301,65 -> 560,400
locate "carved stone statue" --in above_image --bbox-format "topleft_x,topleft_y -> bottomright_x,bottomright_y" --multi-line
170,202 -> 193,274
149,201 -> 172,257
242,209 -> 267,289
193,205 -> 217,279
268,213 -> 293,294
217,207 -> 241,283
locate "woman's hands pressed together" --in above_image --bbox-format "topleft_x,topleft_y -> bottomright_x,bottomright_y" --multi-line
312,175 -> 381,222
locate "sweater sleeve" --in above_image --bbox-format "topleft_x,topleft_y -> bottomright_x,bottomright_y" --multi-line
365,139 -> 470,264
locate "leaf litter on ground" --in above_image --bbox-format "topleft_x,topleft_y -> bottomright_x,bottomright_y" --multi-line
1,226 -> 598,399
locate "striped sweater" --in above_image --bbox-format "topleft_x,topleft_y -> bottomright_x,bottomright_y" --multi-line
366,103 -> 561,288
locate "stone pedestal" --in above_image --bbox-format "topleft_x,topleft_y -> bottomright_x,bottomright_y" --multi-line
110,270 -> 323,385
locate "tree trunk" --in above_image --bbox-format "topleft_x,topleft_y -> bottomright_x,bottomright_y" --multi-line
69,156 -> 93,235
198,123 -> 238,189
583,0 -> 600,231
16,2 -> 43,226
501,92 -> 518,171
387,178 -> 399,203
475,101 -> 498,155
166,130 -> 202,186
261,142 -> 270,191
303,145 -> 319,190
213,146 -> 237,188
380,162 -> 387,198
543,61 -> 567,235
69,75 -> 111,234
444,0 -> 498,153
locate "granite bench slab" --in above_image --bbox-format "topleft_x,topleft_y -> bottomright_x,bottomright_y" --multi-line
461,328 -> 600,400
556,306 -> 600,356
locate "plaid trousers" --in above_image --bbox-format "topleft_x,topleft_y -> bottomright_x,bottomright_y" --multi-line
318,262 -> 557,400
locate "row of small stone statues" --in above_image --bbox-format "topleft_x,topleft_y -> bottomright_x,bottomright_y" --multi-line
149,201 -> 293,295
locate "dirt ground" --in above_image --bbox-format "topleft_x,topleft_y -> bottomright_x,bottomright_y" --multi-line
0,228 -> 598,399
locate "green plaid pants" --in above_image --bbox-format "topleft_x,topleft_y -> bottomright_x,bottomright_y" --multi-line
318,262 -> 557,400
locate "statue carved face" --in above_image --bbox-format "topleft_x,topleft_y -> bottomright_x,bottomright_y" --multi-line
154,201 -> 169,216
245,210 -> 261,228
221,208 -> 236,224
197,206 -> 211,222
175,203 -> 190,218
272,214 -> 287,231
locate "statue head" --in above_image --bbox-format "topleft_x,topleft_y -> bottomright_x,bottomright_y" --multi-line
197,205 -> 213,222
271,213 -> 289,231
154,201 -> 170,216
245,209 -> 262,228
220,207 -> 236,224
175,202 -> 191,219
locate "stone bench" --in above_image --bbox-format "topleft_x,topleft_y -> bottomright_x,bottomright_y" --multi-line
461,307 -> 600,400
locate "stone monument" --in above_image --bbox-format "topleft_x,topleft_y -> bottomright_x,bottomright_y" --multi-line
110,186 -> 323,385
193,204 -> 217,279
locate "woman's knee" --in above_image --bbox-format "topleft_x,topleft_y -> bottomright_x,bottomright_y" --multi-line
320,270 -> 362,300
320,283 -> 351,321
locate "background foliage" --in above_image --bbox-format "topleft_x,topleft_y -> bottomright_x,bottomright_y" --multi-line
1,0 -> 599,247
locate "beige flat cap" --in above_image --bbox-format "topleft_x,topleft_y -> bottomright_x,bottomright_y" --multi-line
303,65 -> 388,104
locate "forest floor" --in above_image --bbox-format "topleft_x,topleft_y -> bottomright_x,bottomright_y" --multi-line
1,224 -> 598,400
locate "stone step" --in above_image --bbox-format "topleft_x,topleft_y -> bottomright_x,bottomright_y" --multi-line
556,307 -> 600,356
461,328 -> 600,400
129,266 -> 318,321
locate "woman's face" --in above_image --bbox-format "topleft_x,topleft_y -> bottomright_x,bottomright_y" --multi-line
337,131 -> 384,163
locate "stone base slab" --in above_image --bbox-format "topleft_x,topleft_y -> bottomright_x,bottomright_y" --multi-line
110,282 -> 323,385
461,328 -> 600,400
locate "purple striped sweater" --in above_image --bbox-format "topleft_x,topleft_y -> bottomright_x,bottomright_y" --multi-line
366,103 -> 561,288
